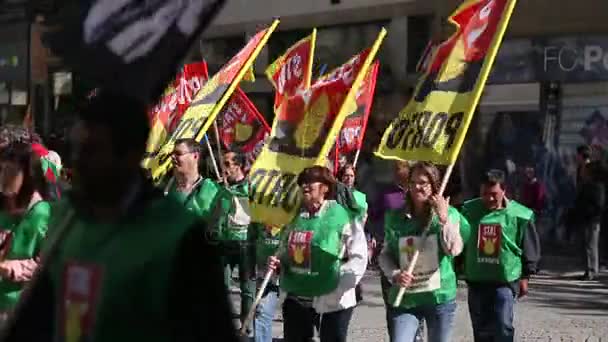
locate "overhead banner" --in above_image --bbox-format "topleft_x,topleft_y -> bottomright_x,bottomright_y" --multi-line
375,0 -> 517,164
250,29 -> 386,226
42,0 -> 226,103
217,87 -> 270,170
143,62 -> 209,169
145,20 -> 279,181
266,30 -> 316,112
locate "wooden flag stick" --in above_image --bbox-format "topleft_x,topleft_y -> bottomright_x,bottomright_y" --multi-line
204,134 -> 222,181
393,162 -> 455,307
239,268 -> 274,336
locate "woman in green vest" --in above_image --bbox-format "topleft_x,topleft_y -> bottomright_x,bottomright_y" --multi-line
378,162 -> 470,342
0,142 -> 50,321
336,163 -> 368,223
268,166 -> 367,342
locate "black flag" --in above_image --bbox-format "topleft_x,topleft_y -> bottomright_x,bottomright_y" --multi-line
43,0 -> 226,104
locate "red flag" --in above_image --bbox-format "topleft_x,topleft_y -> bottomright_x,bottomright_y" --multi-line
148,61 -> 209,134
337,62 -> 379,156
217,87 -> 270,169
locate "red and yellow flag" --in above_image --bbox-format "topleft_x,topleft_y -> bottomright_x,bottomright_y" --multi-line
145,20 -> 279,182
250,29 -> 386,226
265,30 -> 316,112
144,62 -> 209,168
217,87 -> 270,171
376,0 -> 517,164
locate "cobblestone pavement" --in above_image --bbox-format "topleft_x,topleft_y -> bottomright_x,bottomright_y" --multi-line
234,257 -> 608,341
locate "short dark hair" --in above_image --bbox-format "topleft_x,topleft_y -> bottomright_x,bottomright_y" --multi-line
481,169 -> 506,189
174,138 -> 201,155
78,90 -> 149,156
577,145 -> 591,159
224,150 -> 246,168
336,163 -> 356,182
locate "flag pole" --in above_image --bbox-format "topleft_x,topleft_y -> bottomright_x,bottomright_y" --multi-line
393,162 -> 455,306
205,134 -> 222,181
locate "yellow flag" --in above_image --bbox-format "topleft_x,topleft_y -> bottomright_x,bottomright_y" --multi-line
250,29 -> 386,227
145,20 -> 279,182
375,0 -> 517,165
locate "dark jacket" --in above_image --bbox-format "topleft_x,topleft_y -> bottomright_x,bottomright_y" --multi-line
571,181 -> 605,225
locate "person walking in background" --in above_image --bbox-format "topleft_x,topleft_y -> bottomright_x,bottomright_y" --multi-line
211,151 -> 256,330
379,162 -> 470,342
520,165 -> 546,216
461,169 -> 540,342
0,143 -> 51,324
571,161 -> 605,281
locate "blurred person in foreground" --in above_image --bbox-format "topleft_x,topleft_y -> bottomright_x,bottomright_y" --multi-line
3,91 -> 238,342
0,143 -> 51,323
461,169 -> 540,342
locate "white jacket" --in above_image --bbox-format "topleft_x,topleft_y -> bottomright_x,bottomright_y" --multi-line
298,201 -> 369,314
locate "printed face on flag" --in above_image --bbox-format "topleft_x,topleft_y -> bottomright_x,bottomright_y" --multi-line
376,0 -> 514,165
42,0 -> 226,103
144,24 -> 275,182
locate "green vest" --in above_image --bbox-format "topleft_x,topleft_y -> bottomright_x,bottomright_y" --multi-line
254,223 -> 282,266
46,196 -> 199,342
167,177 -> 219,222
385,206 -> 469,309
461,198 -> 534,283
0,201 -> 50,310
211,180 -> 251,242
279,200 -> 351,297
352,190 -> 368,221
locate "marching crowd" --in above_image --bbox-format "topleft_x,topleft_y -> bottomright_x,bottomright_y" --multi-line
0,90 -> 549,342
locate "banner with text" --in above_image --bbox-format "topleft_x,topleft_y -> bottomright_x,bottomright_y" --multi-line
143,62 -> 209,169
266,30 -> 316,112
375,0 -> 517,164
336,62 -> 379,163
250,30 -> 386,226
145,20 -> 279,182
217,87 -> 270,170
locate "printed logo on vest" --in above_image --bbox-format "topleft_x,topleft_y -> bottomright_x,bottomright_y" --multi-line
61,262 -> 103,342
477,223 -> 502,264
0,229 -> 13,260
398,235 -> 441,293
287,231 -> 313,274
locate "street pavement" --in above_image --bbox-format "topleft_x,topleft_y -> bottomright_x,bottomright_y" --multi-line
233,256 -> 608,341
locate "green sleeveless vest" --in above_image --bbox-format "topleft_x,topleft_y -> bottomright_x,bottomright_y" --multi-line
461,198 -> 534,283
0,201 -> 50,310
255,223 -> 283,266
352,190 -> 368,221
46,196 -> 199,342
385,206 -> 469,308
167,178 -> 219,222
279,200 -> 351,297
211,181 -> 251,242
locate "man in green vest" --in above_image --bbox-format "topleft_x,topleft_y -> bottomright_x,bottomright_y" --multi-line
461,169 -> 540,342
3,91 -> 238,342
211,151 -> 255,329
168,138 -> 219,221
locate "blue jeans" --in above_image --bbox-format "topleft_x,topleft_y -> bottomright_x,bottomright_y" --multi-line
467,284 -> 515,342
253,284 -> 279,342
389,300 -> 456,342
